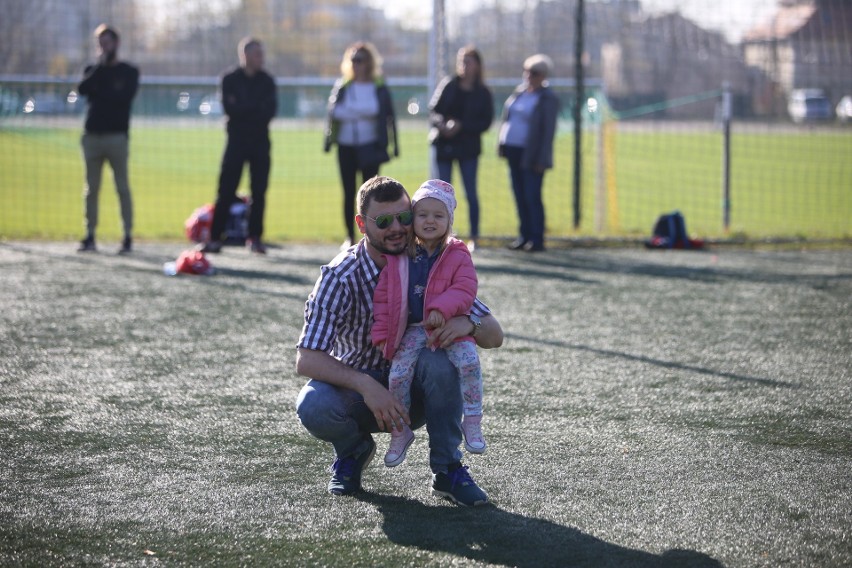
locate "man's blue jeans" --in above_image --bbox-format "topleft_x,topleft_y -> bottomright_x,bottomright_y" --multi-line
295,349 -> 463,474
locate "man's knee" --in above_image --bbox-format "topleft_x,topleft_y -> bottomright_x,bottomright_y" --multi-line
295,381 -> 333,431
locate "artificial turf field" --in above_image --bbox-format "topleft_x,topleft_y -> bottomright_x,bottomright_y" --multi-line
1,241 -> 850,566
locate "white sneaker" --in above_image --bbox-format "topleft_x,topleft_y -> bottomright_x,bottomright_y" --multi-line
462,415 -> 487,454
384,426 -> 415,467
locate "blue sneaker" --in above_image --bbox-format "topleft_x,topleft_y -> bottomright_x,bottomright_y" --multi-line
327,436 -> 376,496
431,464 -> 489,507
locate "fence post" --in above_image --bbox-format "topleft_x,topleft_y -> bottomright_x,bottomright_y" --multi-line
594,94 -> 605,233
573,0 -> 585,230
428,0 -> 446,177
722,82 -> 732,233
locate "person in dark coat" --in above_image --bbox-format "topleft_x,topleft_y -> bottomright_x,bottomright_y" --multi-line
202,37 -> 277,254
428,46 -> 494,252
77,24 -> 139,254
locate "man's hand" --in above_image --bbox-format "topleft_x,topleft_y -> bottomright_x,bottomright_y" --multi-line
99,48 -> 116,66
296,347 -> 410,432
427,314 -> 504,350
427,315 -> 473,349
361,377 -> 410,433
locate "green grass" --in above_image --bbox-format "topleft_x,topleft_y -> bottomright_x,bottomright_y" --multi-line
611,129 -> 852,238
1,242 -> 851,566
1,120 -> 850,242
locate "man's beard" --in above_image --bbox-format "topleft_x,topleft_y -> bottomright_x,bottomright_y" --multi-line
367,229 -> 409,256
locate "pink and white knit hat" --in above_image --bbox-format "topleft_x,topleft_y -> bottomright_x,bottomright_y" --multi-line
411,179 -> 457,225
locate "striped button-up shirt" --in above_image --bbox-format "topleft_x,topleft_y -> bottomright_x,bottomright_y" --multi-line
297,240 -> 491,372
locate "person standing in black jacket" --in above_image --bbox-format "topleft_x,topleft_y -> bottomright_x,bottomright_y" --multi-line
202,37 -> 277,254
77,24 -> 139,254
428,46 -> 494,252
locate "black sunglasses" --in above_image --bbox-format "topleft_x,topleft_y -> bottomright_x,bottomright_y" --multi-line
365,210 -> 413,229
351,56 -> 366,64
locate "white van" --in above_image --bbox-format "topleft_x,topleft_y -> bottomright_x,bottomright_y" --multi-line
787,89 -> 832,123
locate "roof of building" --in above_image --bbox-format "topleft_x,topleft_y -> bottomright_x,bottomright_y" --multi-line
743,0 -> 852,42
743,3 -> 816,41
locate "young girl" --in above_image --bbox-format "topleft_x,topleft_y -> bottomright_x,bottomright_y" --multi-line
372,179 -> 487,467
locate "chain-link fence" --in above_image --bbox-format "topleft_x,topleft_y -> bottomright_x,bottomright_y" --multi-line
1,0 -> 850,243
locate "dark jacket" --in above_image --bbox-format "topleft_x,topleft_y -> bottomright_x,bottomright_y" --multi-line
428,75 -> 494,160
78,61 -> 139,134
323,79 -> 398,158
499,84 -> 560,170
221,67 -> 277,140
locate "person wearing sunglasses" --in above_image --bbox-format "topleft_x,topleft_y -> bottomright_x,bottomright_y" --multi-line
296,176 -> 503,507
324,42 -> 399,249
498,53 -> 560,253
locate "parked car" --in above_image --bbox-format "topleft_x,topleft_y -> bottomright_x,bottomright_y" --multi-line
176,91 -> 193,112
836,95 -> 852,123
787,89 -> 832,123
198,94 -> 223,116
21,91 -> 79,114
176,91 -> 209,113
406,95 -> 425,116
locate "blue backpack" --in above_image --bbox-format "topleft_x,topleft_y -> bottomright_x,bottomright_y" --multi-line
646,211 -> 703,249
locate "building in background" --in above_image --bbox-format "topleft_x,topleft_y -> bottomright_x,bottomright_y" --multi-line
2,0 -> 850,120
742,0 -> 852,116
601,12 -> 751,119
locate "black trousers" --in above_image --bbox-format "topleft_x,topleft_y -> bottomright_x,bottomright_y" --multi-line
211,135 -> 271,241
337,144 -> 380,243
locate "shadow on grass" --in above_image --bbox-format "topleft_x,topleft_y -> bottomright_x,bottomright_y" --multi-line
0,242 -> 318,291
485,248 -> 852,286
476,262 -> 601,284
507,333 -> 798,388
357,491 -> 722,568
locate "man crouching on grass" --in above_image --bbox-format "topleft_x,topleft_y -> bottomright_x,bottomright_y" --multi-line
295,176 -> 503,506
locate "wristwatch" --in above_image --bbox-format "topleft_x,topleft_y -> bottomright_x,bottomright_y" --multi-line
468,314 -> 481,337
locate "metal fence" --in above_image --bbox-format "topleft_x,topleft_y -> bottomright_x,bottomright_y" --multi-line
1,0 -> 850,243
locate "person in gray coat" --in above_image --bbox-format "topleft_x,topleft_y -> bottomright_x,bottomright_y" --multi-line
498,54 -> 560,252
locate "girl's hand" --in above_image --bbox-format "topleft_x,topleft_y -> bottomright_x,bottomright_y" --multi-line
425,310 -> 445,329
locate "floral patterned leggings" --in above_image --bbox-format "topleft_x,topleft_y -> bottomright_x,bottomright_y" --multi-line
389,326 -> 483,417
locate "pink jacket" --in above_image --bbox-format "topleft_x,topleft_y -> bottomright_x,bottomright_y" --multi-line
372,238 -> 478,360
